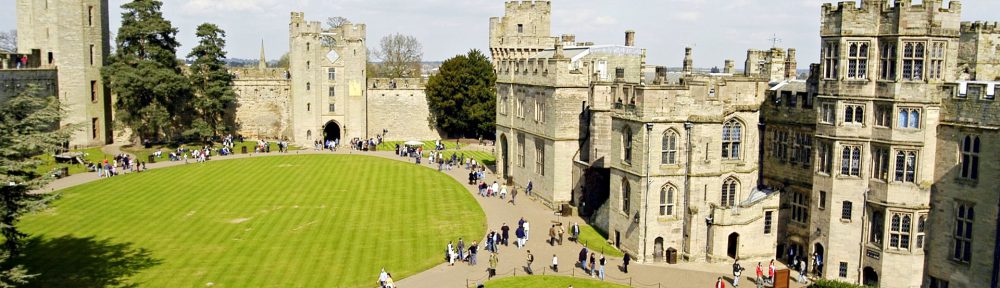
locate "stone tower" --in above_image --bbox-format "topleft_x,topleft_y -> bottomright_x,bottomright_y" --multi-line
811,1 -> 960,286
288,12 -> 368,146
16,0 -> 112,147
488,0 -> 556,64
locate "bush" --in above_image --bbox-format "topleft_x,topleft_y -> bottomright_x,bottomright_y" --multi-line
809,279 -> 873,288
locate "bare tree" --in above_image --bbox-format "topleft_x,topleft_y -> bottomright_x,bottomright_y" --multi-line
371,33 -> 423,78
0,30 -> 17,53
322,17 -> 350,47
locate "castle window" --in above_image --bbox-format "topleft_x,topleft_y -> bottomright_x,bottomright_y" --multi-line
661,130 -> 678,165
517,24 -> 524,33
721,119 -> 742,160
306,82 -> 311,91
902,42 -> 925,81
660,185 -> 676,216
894,150 -> 917,183
819,102 -> 835,124
960,135 -> 980,180
88,6 -> 94,26
306,103 -> 310,111
953,203 -> 974,263
847,42 -> 869,79
328,87 -> 335,97
879,42 -> 897,80
89,45 -> 95,66
889,213 -> 912,250
621,179 -> 631,214
916,214 -> 927,249
91,118 -> 98,139
841,145 -> 862,177
328,68 -> 336,80
306,61 -> 310,69
844,104 -> 864,125
841,201 -> 853,221
870,211 -> 884,245
819,191 -> 827,210
535,139 -> 545,175
874,105 -> 892,127
534,100 -> 544,123
823,42 -> 839,79
516,99 -> 525,119
517,134 -> 525,168
90,81 -> 98,103
790,190 -> 808,224
797,133 -> 812,168
306,42 -> 310,51
622,126 -> 633,164
721,178 -> 738,208
328,104 -> 335,112
818,141 -> 833,174
872,147 -> 890,181
764,211 -> 773,234
775,130 -> 788,162
839,262 -> 848,278
929,42 -> 946,80
898,107 -> 921,129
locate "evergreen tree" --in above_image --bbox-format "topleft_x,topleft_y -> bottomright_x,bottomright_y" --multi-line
103,0 -> 191,143
425,49 -> 496,138
186,23 -> 237,138
0,87 -> 73,286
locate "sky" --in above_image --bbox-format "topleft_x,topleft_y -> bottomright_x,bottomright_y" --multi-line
3,0 -> 999,67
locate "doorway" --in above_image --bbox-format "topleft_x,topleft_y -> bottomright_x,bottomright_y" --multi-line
500,134 -> 509,179
863,267 -> 879,286
323,121 -> 341,143
813,243 -> 825,277
654,237 -> 664,262
727,233 -> 740,259
615,231 -> 621,249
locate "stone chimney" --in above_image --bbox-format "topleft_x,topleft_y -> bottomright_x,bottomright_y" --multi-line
625,30 -> 636,47
785,48 -> 798,80
555,42 -> 565,58
561,34 -> 576,45
682,47 -> 694,74
724,60 -> 735,74
655,66 -> 667,85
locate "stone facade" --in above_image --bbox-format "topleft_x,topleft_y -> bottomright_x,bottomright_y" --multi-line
231,67 -> 292,140
959,21 -> 1000,81
366,78 -> 442,141
16,0 -> 112,147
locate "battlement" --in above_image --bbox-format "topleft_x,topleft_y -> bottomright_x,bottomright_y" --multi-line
505,0 -> 550,13
369,78 -> 424,90
821,0 -> 960,14
230,68 -> 290,81
962,21 -> 1000,34
821,0 -> 961,36
290,12 -> 305,23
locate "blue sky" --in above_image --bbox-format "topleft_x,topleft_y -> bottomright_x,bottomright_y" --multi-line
3,0 -> 998,67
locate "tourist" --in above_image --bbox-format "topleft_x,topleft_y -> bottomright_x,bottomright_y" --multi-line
755,262 -> 763,287
716,277 -> 726,288
509,187 -> 517,205
378,268 -> 388,287
732,257 -> 743,287
572,222 -> 580,242
491,181 -> 500,198
551,254 -> 559,272
20,55 -> 27,69
578,245 -> 589,272
589,253 -> 596,277
488,252 -> 499,279
526,250 -> 534,274
384,273 -> 395,288
469,241 -> 478,265
458,238 -> 465,263
767,260 -> 776,285
447,241 -> 455,265
501,223 -> 510,246
499,185 -> 507,199
523,220 -> 530,241
623,253 -> 631,273
598,254 -> 606,280
797,256 -> 808,283
813,252 -> 823,277
526,180 -> 533,196
515,224 -> 525,248
549,225 -> 557,246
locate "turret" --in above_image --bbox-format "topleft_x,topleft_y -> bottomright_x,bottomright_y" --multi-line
682,47 -> 693,74
724,60 -> 735,74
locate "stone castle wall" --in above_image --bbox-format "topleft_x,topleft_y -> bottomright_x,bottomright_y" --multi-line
366,78 -> 441,141
232,68 -> 292,140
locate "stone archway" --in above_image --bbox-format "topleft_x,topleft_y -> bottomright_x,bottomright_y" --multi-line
323,121 -> 341,143
653,237 -> 665,262
863,267 -> 879,286
727,233 -> 740,259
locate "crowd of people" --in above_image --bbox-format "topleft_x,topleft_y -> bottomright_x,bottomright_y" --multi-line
94,153 -> 145,178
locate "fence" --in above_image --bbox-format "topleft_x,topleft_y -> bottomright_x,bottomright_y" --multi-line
465,263 -> 676,288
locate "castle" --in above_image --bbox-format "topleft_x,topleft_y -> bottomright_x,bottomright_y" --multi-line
7,0 -> 440,148
491,0 -> 1000,287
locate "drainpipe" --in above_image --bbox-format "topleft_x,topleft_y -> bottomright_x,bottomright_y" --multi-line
857,189 -> 869,285
683,122 -> 694,258
642,122 -> 653,262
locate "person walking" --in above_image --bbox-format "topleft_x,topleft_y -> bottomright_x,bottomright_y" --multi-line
732,257 -> 743,287
501,223 -> 510,246
588,253 -> 596,277
578,246 -> 589,272
623,253 -> 631,273
557,224 -> 565,245
526,250 -> 534,274
571,222 -> 580,242
488,252 -> 499,279
549,225 -> 557,246
551,254 -> 559,272
458,238 -> 465,263
755,262 -> 763,287
448,241 -> 456,266
797,256 -> 808,283
470,241 -> 478,265
515,225 -> 525,248
526,180 -> 533,196
523,220 -> 530,241
598,254 -> 606,280
767,260 -> 776,285
716,277 -> 727,288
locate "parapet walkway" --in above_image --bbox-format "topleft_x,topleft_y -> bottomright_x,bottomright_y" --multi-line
39,146 -> 807,288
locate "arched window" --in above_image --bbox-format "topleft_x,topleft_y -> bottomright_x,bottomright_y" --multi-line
660,185 -> 676,216
961,136 -> 980,180
306,130 -> 312,140
307,103 -> 311,112
662,130 -> 678,165
722,120 -> 742,160
621,179 -> 631,213
955,204 -> 974,262
307,82 -> 311,91
623,126 -> 633,164
721,178 -> 738,207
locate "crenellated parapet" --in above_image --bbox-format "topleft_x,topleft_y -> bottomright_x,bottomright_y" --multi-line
231,68 -> 290,81
821,0 -> 961,37
369,78 -> 424,90
505,0 -> 550,14
962,21 -> 1000,34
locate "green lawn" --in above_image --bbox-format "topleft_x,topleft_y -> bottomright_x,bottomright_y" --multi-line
377,140 -> 463,151
17,155 -> 486,287
576,224 -> 624,258
122,140 -> 300,163
483,276 -> 629,288
427,150 -> 496,167
32,147 -> 109,176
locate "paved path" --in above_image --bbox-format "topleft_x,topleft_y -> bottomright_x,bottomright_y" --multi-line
38,145 -> 808,288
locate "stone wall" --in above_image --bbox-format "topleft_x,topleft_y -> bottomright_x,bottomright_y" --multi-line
960,21 -> 1000,81
366,78 -> 441,141
0,68 -> 58,102
232,68 -> 292,140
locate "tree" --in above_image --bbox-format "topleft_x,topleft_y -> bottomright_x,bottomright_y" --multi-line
0,86 -> 74,286
0,30 -> 16,53
371,33 -> 422,78
321,17 -> 350,47
186,23 -> 237,139
103,0 -> 192,143
425,49 -> 496,138
275,52 -> 290,68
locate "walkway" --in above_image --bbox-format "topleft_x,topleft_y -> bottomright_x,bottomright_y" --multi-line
38,145 -> 808,288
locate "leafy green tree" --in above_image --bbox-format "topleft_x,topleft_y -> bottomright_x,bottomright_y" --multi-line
425,49 -> 496,138
0,87 -> 73,286
103,0 -> 191,143
186,23 -> 237,138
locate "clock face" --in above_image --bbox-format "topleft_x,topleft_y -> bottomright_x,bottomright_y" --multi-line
326,50 -> 340,63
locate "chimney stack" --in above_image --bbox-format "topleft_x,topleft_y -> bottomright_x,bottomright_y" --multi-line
785,48 -> 798,80
655,66 -> 668,85
683,47 -> 694,74
561,34 -> 576,45
724,60 -> 735,74
625,30 -> 636,47
555,42 -> 565,58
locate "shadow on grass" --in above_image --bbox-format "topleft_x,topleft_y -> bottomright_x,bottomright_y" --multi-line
16,235 -> 161,288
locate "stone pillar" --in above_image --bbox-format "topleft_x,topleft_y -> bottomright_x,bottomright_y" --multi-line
683,47 -> 694,74
785,48 -> 798,80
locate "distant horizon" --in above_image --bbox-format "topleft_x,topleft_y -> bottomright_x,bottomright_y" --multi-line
6,0 -> 996,66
